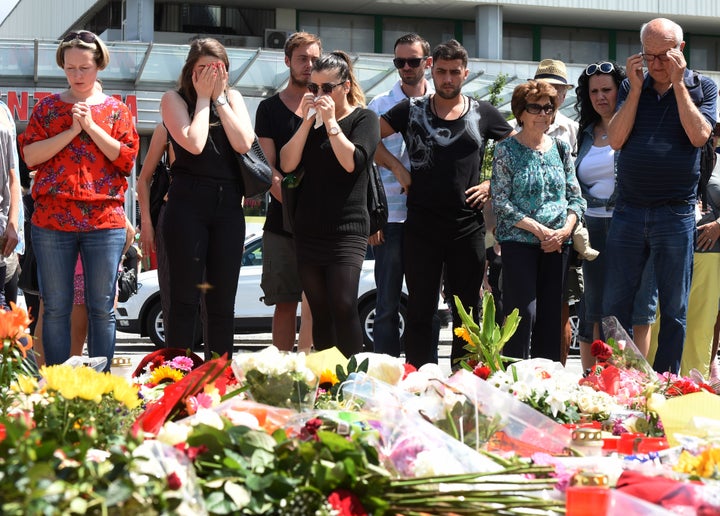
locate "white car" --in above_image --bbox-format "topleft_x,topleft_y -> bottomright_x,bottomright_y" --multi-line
115,230 -> 448,349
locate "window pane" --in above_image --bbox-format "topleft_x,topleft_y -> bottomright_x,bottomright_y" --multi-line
689,35 -> 720,71
298,12 -> 374,53
615,30 -> 639,64
503,24 -> 533,61
382,18 -> 455,54
541,27 -> 609,64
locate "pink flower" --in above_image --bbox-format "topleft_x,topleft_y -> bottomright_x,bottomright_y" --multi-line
167,356 -> 194,372
185,392 -> 214,415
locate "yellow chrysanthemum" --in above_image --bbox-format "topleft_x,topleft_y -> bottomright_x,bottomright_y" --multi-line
13,374 -> 38,394
110,378 -> 142,410
454,326 -> 473,344
149,365 -> 185,384
319,369 -> 339,387
41,365 -> 111,402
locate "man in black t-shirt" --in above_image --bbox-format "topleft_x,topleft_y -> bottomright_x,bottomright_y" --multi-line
378,40 -> 513,368
256,32 -> 321,352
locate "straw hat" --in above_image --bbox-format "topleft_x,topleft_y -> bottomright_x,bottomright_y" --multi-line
533,59 -> 574,89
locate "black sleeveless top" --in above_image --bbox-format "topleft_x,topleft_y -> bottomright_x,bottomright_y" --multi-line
168,93 -> 242,186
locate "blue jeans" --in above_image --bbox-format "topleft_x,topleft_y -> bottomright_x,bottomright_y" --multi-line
583,215 -> 657,326
373,223 -> 405,356
32,225 -> 126,370
603,201 -> 695,373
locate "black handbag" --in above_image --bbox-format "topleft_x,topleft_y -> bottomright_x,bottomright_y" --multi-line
237,137 -> 272,199
367,163 -> 388,234
149,156 -> 170,229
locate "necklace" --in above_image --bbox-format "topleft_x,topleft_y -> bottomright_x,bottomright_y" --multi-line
600,133 -> 608,140
431,94 -> 467,120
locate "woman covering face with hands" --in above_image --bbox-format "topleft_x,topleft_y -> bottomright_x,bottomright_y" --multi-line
160,38 -> 255,359
280,51 -> 380,357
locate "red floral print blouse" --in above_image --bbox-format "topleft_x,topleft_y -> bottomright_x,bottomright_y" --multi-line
20,94 -> 139,231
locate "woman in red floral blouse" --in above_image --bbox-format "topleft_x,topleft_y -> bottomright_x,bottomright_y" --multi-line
19,30 -> 139,370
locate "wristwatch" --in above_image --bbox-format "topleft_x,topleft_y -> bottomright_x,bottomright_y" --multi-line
328,125 -> 341,136
214,94 -> 228,107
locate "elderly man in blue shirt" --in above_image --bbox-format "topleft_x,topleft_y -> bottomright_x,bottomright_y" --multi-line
605,17 -> 717,374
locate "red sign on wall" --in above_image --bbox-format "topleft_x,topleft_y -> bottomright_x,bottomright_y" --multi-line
1,89 -> 138,122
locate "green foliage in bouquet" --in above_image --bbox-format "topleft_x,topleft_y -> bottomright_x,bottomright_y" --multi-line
315,355 -> 369,409
0,401 -> 182,515
184,415 -> 566,515
185,418 -> 390,515
454,292 -> 520,372
244,368 -> 317,411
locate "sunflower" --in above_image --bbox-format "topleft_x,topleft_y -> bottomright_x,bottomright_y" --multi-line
319,369 -> 339,389
149,365 -> 185,385
454,326 -> 473,344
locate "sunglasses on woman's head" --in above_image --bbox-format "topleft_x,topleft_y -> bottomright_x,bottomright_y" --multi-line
392,57 -> 426,69
307,82 -> 343,95
525,103 -> 555,115
584,62 -> 614,76
62,31 -> 97,44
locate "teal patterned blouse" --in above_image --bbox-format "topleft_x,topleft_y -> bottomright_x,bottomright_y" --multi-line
491,136 -> 586,245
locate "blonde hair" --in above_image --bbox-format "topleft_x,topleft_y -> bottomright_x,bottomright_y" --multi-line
56,30 -> 110,70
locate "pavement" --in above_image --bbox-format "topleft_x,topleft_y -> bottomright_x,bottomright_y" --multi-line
110,324 -> 584,379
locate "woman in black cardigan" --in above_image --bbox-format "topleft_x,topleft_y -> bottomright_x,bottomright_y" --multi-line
280,52 -> 380,357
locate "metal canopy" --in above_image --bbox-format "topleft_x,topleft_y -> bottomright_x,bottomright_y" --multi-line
0,38 -> 588,118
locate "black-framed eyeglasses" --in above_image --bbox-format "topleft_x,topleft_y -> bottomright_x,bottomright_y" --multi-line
307,81 -> 343,95
62,31 -> 97,44
641,51 -> 672,63
525,103 -> 555,115
392,57 -> 427,69
585,62 -> 614,76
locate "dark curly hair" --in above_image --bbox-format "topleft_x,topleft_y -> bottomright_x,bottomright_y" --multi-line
574,61 -> 626,146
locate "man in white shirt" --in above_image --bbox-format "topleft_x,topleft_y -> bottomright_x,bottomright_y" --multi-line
367,33 -> 437,357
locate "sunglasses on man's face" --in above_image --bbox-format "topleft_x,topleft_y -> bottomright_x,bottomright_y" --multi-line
62,31 -> 97,44
307,81 -> 343,95
392,57 -> 426,69
525,103 -> 556,115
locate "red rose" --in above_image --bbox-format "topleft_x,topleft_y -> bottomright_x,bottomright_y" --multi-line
0,423 -> 5,443
473,364 -> 491,380
167,471 -> 182,490
327,489 -> 368,516
590,340 -> 613,361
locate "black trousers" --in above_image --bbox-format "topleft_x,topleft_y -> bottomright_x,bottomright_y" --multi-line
501,242 -> 570,362
404,226 -> 485,368
162,175 -> 245,359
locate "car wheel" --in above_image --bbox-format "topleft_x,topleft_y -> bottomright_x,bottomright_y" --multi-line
358,298 -> 406,352
145,299 -> 204,350
145,300 -> 165,348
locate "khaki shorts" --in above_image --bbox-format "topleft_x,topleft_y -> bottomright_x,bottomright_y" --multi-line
260,230 -> 302,305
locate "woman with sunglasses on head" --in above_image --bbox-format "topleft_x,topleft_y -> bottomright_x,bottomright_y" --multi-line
491,80 -> 586,362
574,61 -> 657,370
19,30 -> 139,370
280,51 -> 380,357
160,38 -> 254,359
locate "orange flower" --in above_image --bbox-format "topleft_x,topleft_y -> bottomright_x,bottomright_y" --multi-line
0,303 -> 33,357
454,327 -> 473,344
